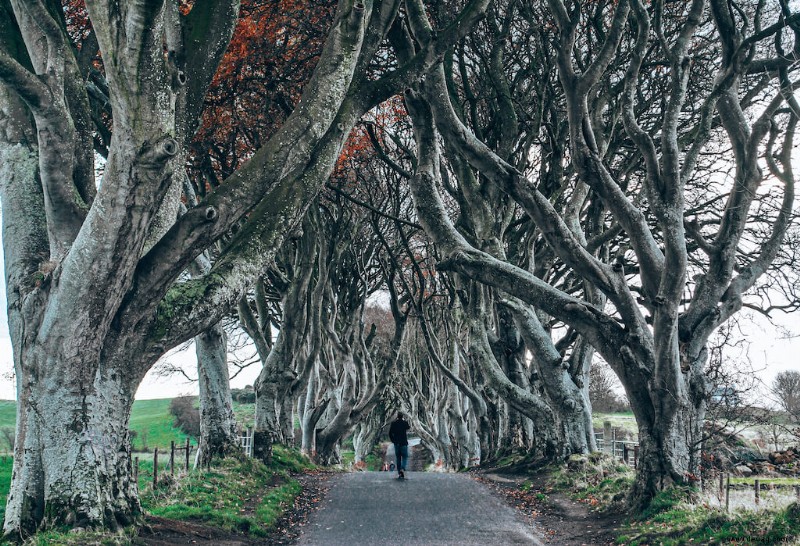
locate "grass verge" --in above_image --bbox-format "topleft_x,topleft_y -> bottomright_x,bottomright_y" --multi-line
618,489 -> 800,545
550,453 -> 634,510
0,445 -> 313,545
141,445 -> 313,536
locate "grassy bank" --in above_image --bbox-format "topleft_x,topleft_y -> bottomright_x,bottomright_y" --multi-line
0,397 -> 294,545
546,453 -> 800,545
617,488 -> 800,545
0,446 -> 314,545
140,445 -> 313,535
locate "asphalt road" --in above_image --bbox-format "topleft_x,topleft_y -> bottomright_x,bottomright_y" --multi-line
296,471 -> 544,545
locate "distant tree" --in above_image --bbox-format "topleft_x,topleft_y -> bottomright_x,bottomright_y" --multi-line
231,388 -> 256,404
772,371 -> 800,423
170,396 -> 201,438
589,364 -> 630,414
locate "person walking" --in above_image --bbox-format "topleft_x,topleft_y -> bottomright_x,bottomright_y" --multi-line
389,412 -> 410,479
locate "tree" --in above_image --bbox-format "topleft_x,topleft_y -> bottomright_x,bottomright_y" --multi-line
0,0 -> 491,536
773,370 -> 800,422
396,0 -> 798,508
589,363 -> 629,414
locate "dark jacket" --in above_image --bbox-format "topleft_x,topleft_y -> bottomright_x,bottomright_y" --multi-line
389,418 -> 410,446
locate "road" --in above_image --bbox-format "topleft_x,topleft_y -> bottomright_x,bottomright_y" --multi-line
296,471 -> 544,545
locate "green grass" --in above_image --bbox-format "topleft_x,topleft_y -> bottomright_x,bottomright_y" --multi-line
232,402 -> 255,429
618,493 -> 800,545
550,453 -> 634,509
12,528 -> 138,545
0,456 -> 11,525
0,398 -> 258,454
592,412 -> 638,436
141,446 -> 313,537
0,401 -> 15,435
340,450 -> 383,471
128,398 -> 192,452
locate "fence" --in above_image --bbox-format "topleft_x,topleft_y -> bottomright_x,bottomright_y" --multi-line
239,427 -> 254,457
132,437 -> 194,487
701,472 -> 800,512
595,421 -> 639,468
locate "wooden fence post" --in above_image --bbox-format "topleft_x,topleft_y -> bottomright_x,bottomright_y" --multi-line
603,422 -> 613,455
170,441 -> 175,475
718,472 -> 724,499
633,445 -> 638,469
185,437 -> 191,471
754,479 -> 760,505
134,456 -> 139,485
153,448 -> 159,488
725,473 -> 731,512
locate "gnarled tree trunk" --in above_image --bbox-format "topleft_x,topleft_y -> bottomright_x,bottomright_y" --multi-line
195,322 -> 239,467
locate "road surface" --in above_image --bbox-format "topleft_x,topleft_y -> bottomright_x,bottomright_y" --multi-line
296,471 -> 544,545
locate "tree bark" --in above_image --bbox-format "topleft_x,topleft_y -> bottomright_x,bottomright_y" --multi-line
195,322 -> 239,467
5,360 -> 139,535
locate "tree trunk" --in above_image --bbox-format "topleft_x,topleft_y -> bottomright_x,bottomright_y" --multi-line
195,322 -> 239,467
253,330 -> 292,463
352,416 -> 381,465
4,358 -> 138,536
629,352 -> 707,508
630,403 -> 703,508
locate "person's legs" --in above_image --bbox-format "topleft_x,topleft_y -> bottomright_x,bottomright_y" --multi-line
394,443 -> 402,474
399,445 -> 409,471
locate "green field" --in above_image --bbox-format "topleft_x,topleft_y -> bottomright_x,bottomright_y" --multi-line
593,412 -> 638,435
0,398 -> 256,454
0,456 -> 11,524
128,398 -> 193,451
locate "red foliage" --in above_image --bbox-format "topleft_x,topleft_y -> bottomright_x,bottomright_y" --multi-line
189,0 -> 337,190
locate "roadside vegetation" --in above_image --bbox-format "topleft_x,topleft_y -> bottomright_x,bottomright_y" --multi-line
0,457 -> 10,525
140,446 -> 312,535
0,446 -> 313,546
541,453 -> 800,545
0,399 -> 305,545
617,489 -> 800,545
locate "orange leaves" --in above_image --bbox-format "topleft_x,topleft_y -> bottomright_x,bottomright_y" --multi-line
333,125 -> 373,188
191,0 -> 336,182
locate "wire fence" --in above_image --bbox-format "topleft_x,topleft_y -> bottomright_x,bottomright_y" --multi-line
700,473 -> 800,512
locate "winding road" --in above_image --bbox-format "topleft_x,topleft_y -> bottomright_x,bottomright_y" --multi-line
296,471 -> 544,545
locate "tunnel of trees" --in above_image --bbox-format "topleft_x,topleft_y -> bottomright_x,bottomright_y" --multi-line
0,0 -> 798,538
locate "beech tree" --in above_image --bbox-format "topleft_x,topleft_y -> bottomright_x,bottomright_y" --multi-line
397,0 -> 797,507
0,0 -> 490,536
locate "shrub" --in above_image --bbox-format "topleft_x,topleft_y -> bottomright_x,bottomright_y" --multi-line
169,396 -> 200,437
231,387 -> 256,404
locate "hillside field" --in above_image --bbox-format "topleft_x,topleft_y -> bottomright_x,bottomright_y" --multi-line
0,398 -> 255,452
